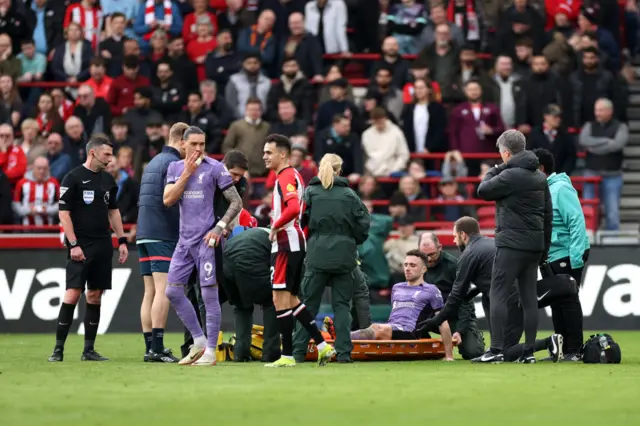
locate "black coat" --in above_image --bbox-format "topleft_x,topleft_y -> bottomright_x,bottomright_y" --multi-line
177,109 -> 224,154
570,68 -> 623,126
515,72 -> 572,128
151,80 -> 186,121
269,119 -> 307,138
477,150 -> 552,253
265,76 -> 314,124
156,53 -> 199,92
370,57 -> 411,88
24,1 -> 64,54
0,5 -> 32,54
278,32 -> 323,79
527,126 -> 577,175
401,102 -> 448,153
0,169 -> 12,224
204,51 -> 243,94
116,175 -> 140,224
74,98 -> 112,136
50,41 -> 93,82
313,127 -> 363,176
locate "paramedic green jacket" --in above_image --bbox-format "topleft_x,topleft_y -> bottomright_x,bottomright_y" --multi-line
358,214 -> 394,288
547,173 -> 590,268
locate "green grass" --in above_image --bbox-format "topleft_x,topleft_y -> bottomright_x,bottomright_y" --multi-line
1,332 -> 639,426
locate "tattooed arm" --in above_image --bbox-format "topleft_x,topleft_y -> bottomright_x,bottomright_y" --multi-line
204,186 -> 243,247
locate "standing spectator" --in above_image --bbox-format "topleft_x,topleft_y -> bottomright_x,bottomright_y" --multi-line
0,123 -> 26,185
281,12 -> 323,83
544,0 -> 582,30
225,53 -> 271,119
74,85 -> 112,136
266,57 -> 313,124
317,64 -> 355,104
513,37 -> 534,77
577,7 -> 620,71
0,74 -> 21,127
315,78 -> 359,134
105,156 -> 139,224
12,156 -> 59,225
16,39 -> 46,91
417,23 -> 459,87
492,55 -> 522,129
177,91 -> 222,153
135,0 -> 183,53
186,15 -> 218,81
46,132 -> 72,182
401,77 -> 448,154
205,29 -> 242,94
495,0 -> 545,56
314,114 -> 363,179
159,35 -> 199,92
362,107 -> 410,177
570,46 -> 621,127
304,0 -> 350,56
418,3 -> 465,50
183,0 -> 218,45
370,37 -> 411,89
133,119 -> 166,179
107,55 -> 152,116
222,98 -> 271,177
32,92 -> 65,137
63,0 -> 103,50
123,87 -> 164,143
28,0 -> 65,55
50,22 -> 93,83
579,98 -> 628,231
84,57 -> 113,100
527,104 -> 577,175
269,97 -> 307,137
109,116 -> 133,153
200,80 -> 234,128
261,0 -> 306,41
151,60 -> 184,121
443,45 -> 498,105
0,0 -> 32,54
62,116 -> 88,167
236,9 -> 276,76
217,0 -> 253,42
101,12 -> 129,77
447,0 -> 486,50
101,0 -> 139,40
386,0 -> 427,55
0,34 -> 21,80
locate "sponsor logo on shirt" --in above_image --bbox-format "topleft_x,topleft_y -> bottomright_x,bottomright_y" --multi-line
392,301 -> 416,310
286,183 -> 295,193
183,190 -> 204,199
83,190 -> 94,204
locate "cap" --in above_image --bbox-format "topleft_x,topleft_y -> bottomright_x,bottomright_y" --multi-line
581,6 -> 598,24
329,78 -> 348,89
396,215 -> 415,227
544,104 -> 562,116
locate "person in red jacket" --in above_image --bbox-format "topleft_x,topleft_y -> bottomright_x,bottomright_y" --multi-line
0,124 -> 27,185
186,15 -> 218,81
107,55 -> 151,116
545,0 -> 583,30
183,0 -> 219,45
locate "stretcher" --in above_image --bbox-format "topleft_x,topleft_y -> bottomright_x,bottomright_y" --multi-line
304,338 -> 457,362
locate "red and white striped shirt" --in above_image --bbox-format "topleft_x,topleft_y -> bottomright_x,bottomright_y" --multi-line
271,167 -> 306,253
64,3 -> 103,50
13,177 -> 60,226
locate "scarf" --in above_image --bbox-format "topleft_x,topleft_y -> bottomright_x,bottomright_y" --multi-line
249,25 -> 272,51
69,3 -> 102,49
37,113 -> 53,135
447,0 -> 479,41
144,0 -> 172,40
63,42 -> 83,78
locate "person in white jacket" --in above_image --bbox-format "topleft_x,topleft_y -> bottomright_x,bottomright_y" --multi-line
362,107 -> 410,176
304,0 -> 350,55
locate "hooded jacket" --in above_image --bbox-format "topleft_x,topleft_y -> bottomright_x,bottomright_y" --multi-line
546,172 -> 590,268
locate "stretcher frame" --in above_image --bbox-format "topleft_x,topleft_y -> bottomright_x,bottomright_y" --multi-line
305,338 -> 457,362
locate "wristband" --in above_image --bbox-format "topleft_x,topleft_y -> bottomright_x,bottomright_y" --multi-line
118,237 -> 127,246
216,221 -> 227,230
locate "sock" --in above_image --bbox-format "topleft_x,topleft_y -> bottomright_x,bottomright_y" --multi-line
55,302 -> 75,349
194,335 -> 207,348
292,303 -> 325,345
201,286 -> 222,350
84,303 -> 101,352
204,347 -> 214,357
143,332 -> 152,353
276,309 -> 294,357
537,337 -> 551,352
166,285 -> 205,341
151,328 -> 164,353
490,347 -> 502,355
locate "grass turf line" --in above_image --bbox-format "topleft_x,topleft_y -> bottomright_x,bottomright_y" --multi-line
0,332 -> 639,426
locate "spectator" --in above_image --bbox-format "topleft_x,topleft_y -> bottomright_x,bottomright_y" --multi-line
104,155 -> 139,223
0,34 -> 20,80
281,12 -> 323,83
447,0 -> 486,50
18,119 -> 43,158
62,116 -> 88,167
0,123 -> 26,185
150,60 -> 184,121
401,77 -> 448,153
357,174 -> 385,205
371,36 -> 411,89
237,9 -> 276,75
384,215 -> 419,283
515,55 -> 571,132
183,0 -> 218,45
116,145 -> 135,176
386,0 -> 427,55
102,0 -> 138,40
417,23 -> 459,87
84,57 -> 113,100
571,46 -> 621,127
542,18 -> 576,76
418,3 -> 464,51
0,167 -> 11,223
513,36 -> 534,78
222,97 -> 271,176
124,87 -> 164,143
63,0 -> 102,50
304,0 -> 350,56
32,92 -> 64,138
254,190 -> 273,227
74,85 -> 112,136
159,35 -> 199,92
108,55 -> 152,116
0,74 -> 21,127
120,39 -> 152,79
262,0 -> 306,41
358,89 -> 399,132
109,116 -> 133,153
186,15 -> 218,81
388,191 -> 409,218
148,28 -> 169,63
544,0 -> 582,31
266,57 -> 312,124
217,0 -> 253,42
50,88 -> 73,122
50,22 -> 93,83
398,174 -> 427,219
17,39 -> 46,87
0,0 -> 32,54
579,98 -> 628,231
12,156 -> 59,225
177,91 -> 222,153
442,149 -> 469,178
448,80 -> 504,176
317,64 -> 355,104
316,78 -> 359,134
578,7 -> 620,71
135,0 -> 183,53
28,0 -> 65,55
494,1 -> 545,57
133,119 -> 166,179
200,80 -> 234,128
362,107 -> 409,177
100,12 -> 129,77
433,176 -> 473,221
528,104 -> 577,175
46,132 -> 72,182
225,52 -> 271,119
269,97 -> 307,137
444,45 -> 498,104
571,30 -> 611,73
314,114 -> 363,178
205,29 -> 242,94
492,55 -> 522,129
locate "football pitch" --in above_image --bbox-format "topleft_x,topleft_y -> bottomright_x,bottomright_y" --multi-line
1,332 -> 639,426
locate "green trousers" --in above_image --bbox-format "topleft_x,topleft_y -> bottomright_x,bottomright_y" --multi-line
451,300 -> 485,360
292,269 -> 356,362
232,304 -> 280,362
351,266 -> 372,330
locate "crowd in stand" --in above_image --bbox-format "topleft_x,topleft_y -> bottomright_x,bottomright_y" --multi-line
0,0 -> 634,244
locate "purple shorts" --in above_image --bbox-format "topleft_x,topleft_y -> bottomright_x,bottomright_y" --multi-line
167,239 -> 217,287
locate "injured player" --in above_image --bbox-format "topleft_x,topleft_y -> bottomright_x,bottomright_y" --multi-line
349,250 -> 455,361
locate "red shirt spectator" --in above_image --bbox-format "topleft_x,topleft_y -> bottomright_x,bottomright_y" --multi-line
51,88 -> 75,122
544,0 -> 582,30
107,55 -> 151,116
403,81 -> 441,104
183,0 -> 219,44
186,18 -> 218,81
64,0 -> 103,50
84,58 -> 113,100
0,124 -> 27,185
13,158 -> 59,226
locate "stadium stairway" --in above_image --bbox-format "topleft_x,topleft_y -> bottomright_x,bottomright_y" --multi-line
623,81 -> 640,229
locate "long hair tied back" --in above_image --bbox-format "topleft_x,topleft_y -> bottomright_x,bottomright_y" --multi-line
318,154 -> 343,189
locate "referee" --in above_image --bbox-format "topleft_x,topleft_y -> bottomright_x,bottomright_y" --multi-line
48,136 -> 129,362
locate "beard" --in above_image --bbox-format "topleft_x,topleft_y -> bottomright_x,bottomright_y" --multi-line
284,71 -> 297,79
456,242 -> 466,253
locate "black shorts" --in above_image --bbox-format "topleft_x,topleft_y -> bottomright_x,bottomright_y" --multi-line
270,250 -> 305,295
66,238 -> 114,291
391,329 -> 418,340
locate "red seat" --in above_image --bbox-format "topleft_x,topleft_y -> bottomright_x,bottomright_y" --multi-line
582,206 -> 597,230
479,218 -> 495,228
477,206 -> 496,220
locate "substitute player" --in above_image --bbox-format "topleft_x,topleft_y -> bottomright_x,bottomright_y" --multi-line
163,127 -> 242,366
137,122 -> 188,363
48,136 -> 128,362
262,134 -> 335,367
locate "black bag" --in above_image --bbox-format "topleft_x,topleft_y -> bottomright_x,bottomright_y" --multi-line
582,333 -> 622,364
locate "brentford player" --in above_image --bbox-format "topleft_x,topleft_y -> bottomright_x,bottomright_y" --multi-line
262,134 -> 335,367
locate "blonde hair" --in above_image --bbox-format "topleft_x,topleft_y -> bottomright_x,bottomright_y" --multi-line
318,154 -> 343,190
168,122 -> 189,145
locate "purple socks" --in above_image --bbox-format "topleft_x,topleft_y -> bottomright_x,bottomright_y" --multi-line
200,285 -> 221,349
166,285 -> 204,340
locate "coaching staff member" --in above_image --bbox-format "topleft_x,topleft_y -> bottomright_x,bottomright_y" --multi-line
477,129 -> 552,363
48,136 -> 129,362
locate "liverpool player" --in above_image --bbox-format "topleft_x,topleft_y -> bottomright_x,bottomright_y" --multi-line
262,134 -> 335,367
